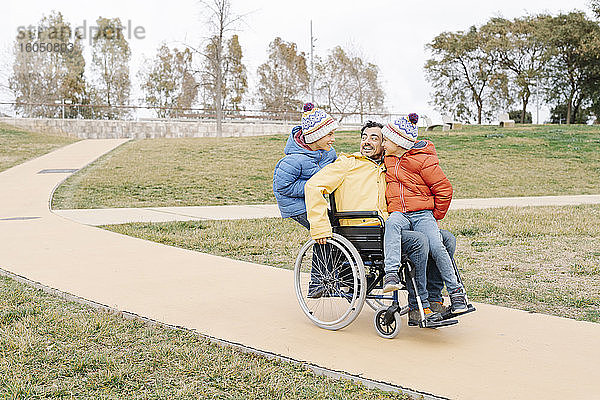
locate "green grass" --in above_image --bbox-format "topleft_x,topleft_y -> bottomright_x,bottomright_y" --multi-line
443,203 -> 600,322
103,204 -> 600,324
0,123 -> 79,173
52,124 -> 600,209
103,218 -> 307,270
0,275 -> 409,399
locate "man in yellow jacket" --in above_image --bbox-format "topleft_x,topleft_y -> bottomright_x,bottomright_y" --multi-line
306,123 -> 388,241
305,121 -> 456,325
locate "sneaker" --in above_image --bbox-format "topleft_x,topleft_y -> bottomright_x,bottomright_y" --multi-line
429,300 -> 448,314
449,290 -> 468,313
408,307 -> 440,326
382,272 -> 402,293
307,284 -> 324,299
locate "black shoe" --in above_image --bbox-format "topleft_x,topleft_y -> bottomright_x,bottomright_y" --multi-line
408,308 -> 442,326
429,301 -> 448,314
449,290 -> 468,313
382,272 -> 402,293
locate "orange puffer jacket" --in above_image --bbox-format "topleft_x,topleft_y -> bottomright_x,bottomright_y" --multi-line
384,140 -> 453,220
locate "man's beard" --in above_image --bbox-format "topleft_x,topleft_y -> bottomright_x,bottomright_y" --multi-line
362,145 -> 383,161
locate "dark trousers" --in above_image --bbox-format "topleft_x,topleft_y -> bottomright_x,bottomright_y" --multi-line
291,213 -> 333,285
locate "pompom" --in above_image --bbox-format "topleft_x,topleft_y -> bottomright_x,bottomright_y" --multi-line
303,102 -> 314,112
408,113 -> 419,125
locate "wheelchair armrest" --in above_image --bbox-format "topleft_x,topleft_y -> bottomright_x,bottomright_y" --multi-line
333,211 -> 385,229
334,211 -> 379,219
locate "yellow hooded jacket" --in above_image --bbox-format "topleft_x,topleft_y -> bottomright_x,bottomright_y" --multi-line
305,152 -> 388,240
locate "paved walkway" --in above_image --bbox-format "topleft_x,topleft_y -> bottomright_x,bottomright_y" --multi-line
1,140 -> 599,400
54,195 -> 600,226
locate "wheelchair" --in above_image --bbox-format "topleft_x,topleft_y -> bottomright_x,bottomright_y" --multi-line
293,197 -> 475,338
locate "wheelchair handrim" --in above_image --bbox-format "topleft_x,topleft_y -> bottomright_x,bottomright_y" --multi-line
294,233 -> 366,330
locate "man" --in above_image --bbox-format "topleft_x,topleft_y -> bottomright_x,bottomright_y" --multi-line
305,121 -> 454,325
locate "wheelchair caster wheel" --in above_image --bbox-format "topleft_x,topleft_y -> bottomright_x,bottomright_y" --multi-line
374,307 -> 401,339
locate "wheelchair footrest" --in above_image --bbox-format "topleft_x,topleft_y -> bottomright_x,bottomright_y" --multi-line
420,318 -> 458,328
439,304 -> 476,321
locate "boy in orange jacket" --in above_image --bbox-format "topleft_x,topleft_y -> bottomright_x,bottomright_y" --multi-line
381,114 -> 467,315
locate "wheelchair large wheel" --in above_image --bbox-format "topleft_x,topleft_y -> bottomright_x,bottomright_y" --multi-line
294,233 -> 367,331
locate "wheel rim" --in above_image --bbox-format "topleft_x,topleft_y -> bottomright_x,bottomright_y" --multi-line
376,310 -> 396,335
294,233 -> 366,330
374,307 -> 401,339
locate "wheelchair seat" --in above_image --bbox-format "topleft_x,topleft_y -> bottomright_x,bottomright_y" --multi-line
333,225 -> 383,254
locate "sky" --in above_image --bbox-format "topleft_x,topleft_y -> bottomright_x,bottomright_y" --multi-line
2,0 -> 594,122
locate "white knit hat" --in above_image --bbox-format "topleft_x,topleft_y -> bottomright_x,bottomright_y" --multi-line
381,114 -> 419,149
301,103 -> 339,143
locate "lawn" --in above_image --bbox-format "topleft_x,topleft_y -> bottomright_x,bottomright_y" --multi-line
0,122 -> 79,173
0,275 -> 409,399
103,204 -> 600,323
0,123 -> 409,399
52,124 -> 600,209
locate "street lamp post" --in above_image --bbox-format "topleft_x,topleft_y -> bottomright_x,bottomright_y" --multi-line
536,80 -> 540,125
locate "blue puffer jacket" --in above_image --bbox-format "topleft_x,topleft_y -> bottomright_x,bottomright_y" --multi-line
273,126 -> 337,218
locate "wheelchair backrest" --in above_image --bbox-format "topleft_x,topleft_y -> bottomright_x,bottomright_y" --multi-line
328,191 -> 384,257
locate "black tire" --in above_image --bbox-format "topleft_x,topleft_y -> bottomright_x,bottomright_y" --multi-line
374,307 -> 401,339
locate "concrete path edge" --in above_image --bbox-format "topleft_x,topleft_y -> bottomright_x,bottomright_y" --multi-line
0,266 -> 445,400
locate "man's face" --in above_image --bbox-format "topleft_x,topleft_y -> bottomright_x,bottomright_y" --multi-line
360,127 -> 384,159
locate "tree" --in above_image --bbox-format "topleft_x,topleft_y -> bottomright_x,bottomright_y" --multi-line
544,12 -> 600,124
139,45 -> 198,118
256,37 -> 309,117
591,0 -> 600,18
425,26 -> 504,124
223,35 -> 247,113
315,50 -> 353,120
201,34 -> 247,115
483,15 -> 552,125
0,45 -> 12,106
549,103 -> 591,124
90,17 -> 131,119
315,46 -> 385,122
195,0 -> 245,136
353,55 -> 386,123
508,110 -> 532,123
9,11 -> 85,118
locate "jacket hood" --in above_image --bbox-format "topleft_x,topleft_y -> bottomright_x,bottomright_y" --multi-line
406,140 -> 437,156
283,125 -> 332,159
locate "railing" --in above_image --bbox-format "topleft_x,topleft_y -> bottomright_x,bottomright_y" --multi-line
0,101 -> 408,126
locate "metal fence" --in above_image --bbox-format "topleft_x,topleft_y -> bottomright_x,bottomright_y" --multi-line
0,101 -> 408,127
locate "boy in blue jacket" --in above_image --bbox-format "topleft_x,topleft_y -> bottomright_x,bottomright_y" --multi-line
273,103 -> 338,297
273,103 -> 338,226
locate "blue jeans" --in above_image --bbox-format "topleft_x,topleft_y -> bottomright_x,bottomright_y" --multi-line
398,230 -> 431,310
385,210 -> 463,296
428,230 -> 456,303
291,212 -> 310,229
